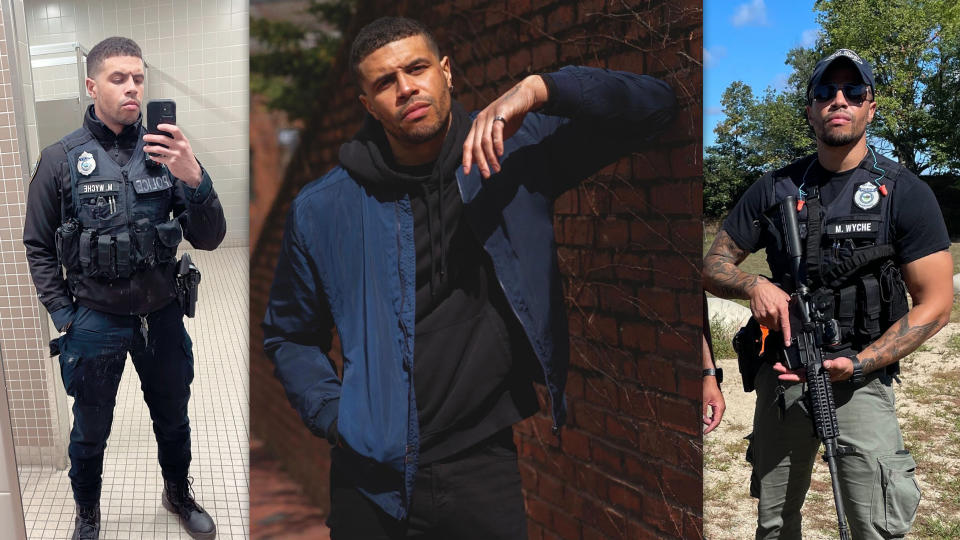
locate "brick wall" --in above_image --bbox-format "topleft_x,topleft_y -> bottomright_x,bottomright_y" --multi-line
249,1 -> 704,538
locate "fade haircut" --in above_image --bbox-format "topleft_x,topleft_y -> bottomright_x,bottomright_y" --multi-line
349,17 -> 440,86
86,36 -> 142,78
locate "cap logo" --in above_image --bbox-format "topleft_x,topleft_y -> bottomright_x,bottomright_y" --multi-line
825,49 -> 864,65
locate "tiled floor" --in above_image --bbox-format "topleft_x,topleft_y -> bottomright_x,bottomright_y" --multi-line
18,246 -> 249,539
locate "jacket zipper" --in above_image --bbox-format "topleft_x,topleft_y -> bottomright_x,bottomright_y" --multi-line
453,172 -> 560,434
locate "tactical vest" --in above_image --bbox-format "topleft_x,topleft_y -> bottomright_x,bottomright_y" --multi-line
762,153 -> 909,353
55,126 -> 182,307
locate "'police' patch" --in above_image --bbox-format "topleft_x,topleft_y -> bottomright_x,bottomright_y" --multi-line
77,151 -> 96,176
132,176 -> 174,194
854,182 -> 880,210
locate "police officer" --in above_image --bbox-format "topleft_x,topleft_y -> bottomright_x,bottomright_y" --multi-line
23,37 -> 225,539
703,49 -> 953,539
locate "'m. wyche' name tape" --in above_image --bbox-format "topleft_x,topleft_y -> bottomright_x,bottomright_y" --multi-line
832,222 -> 875,234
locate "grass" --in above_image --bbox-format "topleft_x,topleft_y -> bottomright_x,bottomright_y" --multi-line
943,333 -> 960,359
710,315 -> 739,359
914,517 -> 960,539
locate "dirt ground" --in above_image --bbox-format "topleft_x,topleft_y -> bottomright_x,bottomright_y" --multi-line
704,321 -> 960,539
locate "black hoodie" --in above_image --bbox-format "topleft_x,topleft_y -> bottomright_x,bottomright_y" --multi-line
339,103 -> 539,463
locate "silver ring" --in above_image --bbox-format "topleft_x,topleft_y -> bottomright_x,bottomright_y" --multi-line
493,115 -> 507,124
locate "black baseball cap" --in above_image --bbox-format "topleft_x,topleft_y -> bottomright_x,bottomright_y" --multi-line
807,49 -> 875,99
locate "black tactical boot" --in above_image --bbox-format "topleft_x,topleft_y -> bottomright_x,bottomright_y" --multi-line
162,477 -> 217,539
72,504 -> 100,539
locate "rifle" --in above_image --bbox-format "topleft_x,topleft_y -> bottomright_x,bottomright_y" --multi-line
778,195 -> 851,540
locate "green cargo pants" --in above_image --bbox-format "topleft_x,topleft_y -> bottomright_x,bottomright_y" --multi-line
747,363 -> 921,540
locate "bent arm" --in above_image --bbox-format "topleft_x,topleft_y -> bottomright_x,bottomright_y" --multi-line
173,165 -> 227,250
856,250 -> 953,374
262,209 -> 342,443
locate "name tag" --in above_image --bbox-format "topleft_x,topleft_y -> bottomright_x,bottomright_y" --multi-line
78,180 -> 119,197
831,222 -> 874,234
132,176 -> 174,194
826,218 -> 881,239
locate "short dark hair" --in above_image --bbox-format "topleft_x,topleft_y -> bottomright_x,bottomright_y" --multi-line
86,36 -> 142,78
349,17 -> 440,85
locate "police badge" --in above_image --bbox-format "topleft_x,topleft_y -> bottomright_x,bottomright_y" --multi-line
854,182 -> 879,210
77,151 -> 96,176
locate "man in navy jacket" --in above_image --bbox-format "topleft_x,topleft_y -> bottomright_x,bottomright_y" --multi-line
263,16 -> 677,539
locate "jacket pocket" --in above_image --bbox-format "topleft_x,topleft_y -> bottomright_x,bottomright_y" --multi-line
871,451 -> 921,536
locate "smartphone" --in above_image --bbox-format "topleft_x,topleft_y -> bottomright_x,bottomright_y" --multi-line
146,99 -> 176,157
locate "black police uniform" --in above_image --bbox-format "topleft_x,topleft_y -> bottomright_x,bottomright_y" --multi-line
722,149 -> 949,538
22,105 -> 226,509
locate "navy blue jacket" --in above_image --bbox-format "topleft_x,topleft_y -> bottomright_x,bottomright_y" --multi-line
262,66 -> 676,519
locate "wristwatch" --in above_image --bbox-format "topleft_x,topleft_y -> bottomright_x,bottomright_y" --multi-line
703,367 -> 724,385
849,354 -> 865,385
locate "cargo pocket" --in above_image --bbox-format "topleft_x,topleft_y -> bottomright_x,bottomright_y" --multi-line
871,451 -> 921,537
58,350 -> 82,397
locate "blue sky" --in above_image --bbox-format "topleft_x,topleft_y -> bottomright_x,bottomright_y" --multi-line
705,1 -> 821,148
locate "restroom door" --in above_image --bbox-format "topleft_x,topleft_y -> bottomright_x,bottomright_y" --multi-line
0,347 -> 28,540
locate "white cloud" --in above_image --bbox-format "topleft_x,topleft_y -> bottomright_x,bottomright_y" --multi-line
706,106 -> 724,116
704,45 -> 728,69
770,73 -> 790,91
800,28 -> 819,48
731,0 -> 768,27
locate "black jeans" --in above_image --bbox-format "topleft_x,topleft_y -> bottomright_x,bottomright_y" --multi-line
328,429 -> 527,540
57,302 -> 194,506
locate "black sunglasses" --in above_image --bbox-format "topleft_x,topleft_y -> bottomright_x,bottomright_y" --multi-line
810,83 -> 871,104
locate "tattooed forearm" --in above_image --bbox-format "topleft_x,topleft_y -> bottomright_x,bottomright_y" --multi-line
857,315 -> 946,374
703,230 -> 761,300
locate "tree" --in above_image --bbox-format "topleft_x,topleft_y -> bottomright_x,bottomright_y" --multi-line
813,0 -> 960,173
250,0 -> 356,122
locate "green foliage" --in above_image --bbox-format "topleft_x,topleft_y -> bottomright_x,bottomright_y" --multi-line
814,0 -> 960,173
250,0 -> 357,121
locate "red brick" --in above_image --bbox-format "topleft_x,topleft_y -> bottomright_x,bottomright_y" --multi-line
641,494 -> 684,537
585,313 -> 618,345
613,253 -> 652,283
636,358 -> 677,394
651,181 -> 694,215
554,189 -> 578,214
519,460 -> 538,490
619,388 -> 658,423
659,396 -> 698,436
608,482 -> 643,514
610,185 -> 647,213
562,217 -> 594,246
572,401 -> 606,437
597,218 -> 630,248
559,427 -> 591,460
532,41 -> 558,68
632,149 -> 672,179
629,219 -> 670,250
604,413 -> 639,446
661,465 -> 702,509
486,55 -> 507,81
623,453 -> 661,488
537,471 -> 565,508
508,48 -> 532,75
657,326 -> 694,356
551,508 -> 582,539
526,496 -> 552,527
547,4 -> 575,33
590,439 -> 624,472
583,373 -> 618,408
565,369 -> 585,400
595,506 -> 628,538
670,145 -> 702,179
621,320 -> 657,352
527,520 -> 544,540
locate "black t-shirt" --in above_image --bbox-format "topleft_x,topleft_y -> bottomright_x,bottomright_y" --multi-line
722,157 -> 950,265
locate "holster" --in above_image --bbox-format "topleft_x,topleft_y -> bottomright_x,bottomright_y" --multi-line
733,316 -> 783,392
176,253 -> 201,318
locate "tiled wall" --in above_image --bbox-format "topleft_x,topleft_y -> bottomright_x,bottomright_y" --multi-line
0,0 -> 69,468
25,0 -> 249,247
